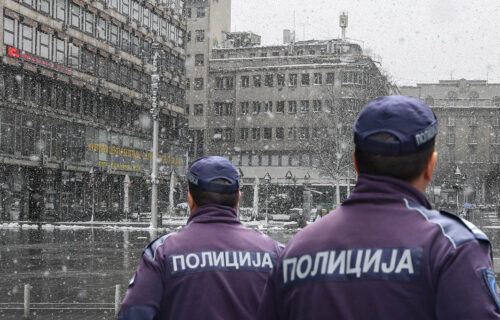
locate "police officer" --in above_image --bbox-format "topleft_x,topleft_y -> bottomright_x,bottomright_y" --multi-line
257,95 -> 500,319
119,156 -> 283,320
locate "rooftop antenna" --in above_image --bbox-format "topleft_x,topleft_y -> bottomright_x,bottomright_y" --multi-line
339,12 -> 348,40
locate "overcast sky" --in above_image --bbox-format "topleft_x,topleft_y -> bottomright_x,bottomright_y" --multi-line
231,0 -> 500,86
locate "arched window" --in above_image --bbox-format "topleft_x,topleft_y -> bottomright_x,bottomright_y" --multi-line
468,91 -> 479,106
424,96 -> 434,106
447,91 -> 458,106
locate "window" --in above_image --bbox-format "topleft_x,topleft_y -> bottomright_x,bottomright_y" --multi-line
288,127 -> 297,140
288,101 -> 297,113
54,38 -> 65,64
493,97 -> 500,107
195,30 -> 205,42
265,74 -> 274,87
300,100 -> 309,113
185,8 -> 192,18
194,78 -> 204,90
82,50 -> 95,74
277,74 -> 285,86
21,24 -> 33,53
253,75 -> 262,87
313,100 -> 322,112
122,0 -> 130,15
289,74 -> 297,87
446,132 -> 455,144
264,128 -> 272,140
314,73 -> 322,85
301,74 -> 310,86
108,0 -> 118,10
132,70 -> 141,90
425,96 -> 434,106
276,101 -> 285,113
196,7 -> 206,18
131,35 -> 140,56
121,29 -> 130,52
132,1 -> 140,21
70,4 -> 81,29
264,101 -> 272,113
85,11 -> 95,35
4,17 -> 16,46
240,128 -> 248,140
241,76 -> 249,88
22,0 -> 35,9
214,103 -> 223,116
252,101 -> 260,114
151,13 -> 159,34
39,0 -> 50,14
143,7 -> 150,28
447,116 -> 455,126
260,52 -> 267,57
97,55 -> 108,78
276,127 -> 284,140
110,24 -> 119,46
492,117 -> 500,127
194,104 -> 203,115
109,61 -> 119,81
252,128 -> 260,140
240,102 -> 249,114
195,54 -> 204,66
68,43 -> 80,68
54,0 -> 66,21
96,17 -> 107,41
37,31 -> 51,59
215,77 -> 234,90
299,127 -> 309,140
326,72 -> 335,84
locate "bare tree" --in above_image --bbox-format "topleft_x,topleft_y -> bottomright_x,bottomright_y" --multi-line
306,69 -> 391,206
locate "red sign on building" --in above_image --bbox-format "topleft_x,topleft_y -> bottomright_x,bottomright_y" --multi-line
6,46 -> 72,75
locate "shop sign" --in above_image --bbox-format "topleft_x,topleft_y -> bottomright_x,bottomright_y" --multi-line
6,46 -> 72,75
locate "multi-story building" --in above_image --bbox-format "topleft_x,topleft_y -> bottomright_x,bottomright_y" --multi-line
184,0 -> 230,159
401,79 -> 500,209
184,6 -> 392,210
0,0 -> 187,220
207,35 -> 390,209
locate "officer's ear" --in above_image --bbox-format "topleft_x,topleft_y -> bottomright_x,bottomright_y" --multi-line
188,191 -> 198,213
234,190 -> 242,210
353,152 -> 360,175
423,151 -> 438,183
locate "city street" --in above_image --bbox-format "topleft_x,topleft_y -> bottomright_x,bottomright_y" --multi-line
0,212 -> 499,319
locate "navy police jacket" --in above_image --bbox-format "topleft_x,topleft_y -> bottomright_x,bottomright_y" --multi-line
119,204 -> 282,320
258,174 -> 500,320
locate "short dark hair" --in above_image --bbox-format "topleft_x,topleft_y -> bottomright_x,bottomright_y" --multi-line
189,179 -> 239,208
354,133 -> 435,182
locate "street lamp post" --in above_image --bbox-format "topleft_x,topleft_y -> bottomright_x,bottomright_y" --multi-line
285,170 -> 294,206
453,166 -> 465,216
150,43 -> 161,229
263,172 -> 271,225
89,167 -> 95,222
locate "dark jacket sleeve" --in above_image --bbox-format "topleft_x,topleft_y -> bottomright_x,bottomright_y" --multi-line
118,252 -> 165,319
435,240 -> 500,319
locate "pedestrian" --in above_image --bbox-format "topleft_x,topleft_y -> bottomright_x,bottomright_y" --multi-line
257,95 -> 500,319
119,156 -> 283,320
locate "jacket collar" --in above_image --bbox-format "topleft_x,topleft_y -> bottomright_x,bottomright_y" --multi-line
344,174 -> 432,209
187,204 -> 241,225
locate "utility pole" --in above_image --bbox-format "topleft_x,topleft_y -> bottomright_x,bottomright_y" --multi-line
150,43 -> 161,228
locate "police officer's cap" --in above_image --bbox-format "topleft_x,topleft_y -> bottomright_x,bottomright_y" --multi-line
187,156 -> 239,193
354,95 -> 437,156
